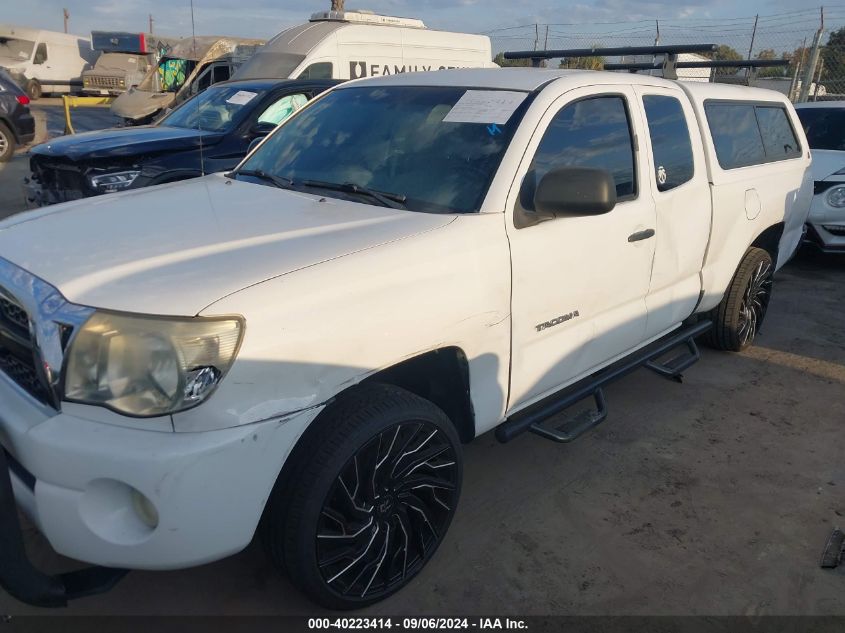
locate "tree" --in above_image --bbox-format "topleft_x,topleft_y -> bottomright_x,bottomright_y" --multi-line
331,0 -> 345,11
755,48 -> 788,78
704,44 -> 743,77
559,55 -> 605,71
493,52 -> 530,68
821,26 -> 845,84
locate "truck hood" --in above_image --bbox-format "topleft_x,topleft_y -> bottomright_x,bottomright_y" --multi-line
0,60 -> 27,72
30,125 -> 224,161
0,175 -> 454,315
810,149 -> 845,181
111,88 -> 176,121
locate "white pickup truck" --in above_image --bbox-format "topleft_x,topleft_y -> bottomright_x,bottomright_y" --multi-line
0,68 -> 811,610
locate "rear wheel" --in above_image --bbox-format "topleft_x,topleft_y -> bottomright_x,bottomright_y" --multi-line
0,122 -> 15,162
263,384 -> 462,609
705,247 -> 773,351
25,80 -> 41,101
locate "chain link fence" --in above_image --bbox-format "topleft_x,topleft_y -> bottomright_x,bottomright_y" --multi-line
485,5 -> 845,102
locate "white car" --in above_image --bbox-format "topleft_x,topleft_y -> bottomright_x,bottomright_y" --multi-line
795,101 -> 845,253
0,68 -> 811,610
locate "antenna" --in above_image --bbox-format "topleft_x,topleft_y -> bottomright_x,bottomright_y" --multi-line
190,0 -> 205,176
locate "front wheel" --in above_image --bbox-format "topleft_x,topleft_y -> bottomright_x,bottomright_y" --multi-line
705,247 -> 773,351
264,384 -> 463,609
25,79 -> 41,100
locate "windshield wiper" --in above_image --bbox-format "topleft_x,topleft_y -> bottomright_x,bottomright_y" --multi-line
233,169 -> 294,190
301,180 -> 406,209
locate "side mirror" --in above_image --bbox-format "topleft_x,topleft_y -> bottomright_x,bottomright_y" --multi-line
533,167 -> 617,217
249,121 -> 277,138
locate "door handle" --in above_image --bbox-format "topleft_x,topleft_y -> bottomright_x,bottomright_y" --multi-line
628,229 -> 655,242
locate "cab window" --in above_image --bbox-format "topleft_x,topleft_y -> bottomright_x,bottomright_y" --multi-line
523,95 -> 637,210
212,64 -> 231,83
33,43 -> 47,64
642,95 -> 694,191
257,93 -> 309,126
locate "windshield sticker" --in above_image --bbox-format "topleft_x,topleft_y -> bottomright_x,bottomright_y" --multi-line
226,90 -> 258,106
442,90 -> 527,125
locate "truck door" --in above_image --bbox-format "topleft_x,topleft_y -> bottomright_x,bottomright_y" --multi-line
506,86 -> 657,411
30,42 -> 48,82
632,86 -> 711,338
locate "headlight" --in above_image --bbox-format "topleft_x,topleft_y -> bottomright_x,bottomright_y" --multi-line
88,170 -> 141,192
64,311 -> 244,417
827,185 -> 845,208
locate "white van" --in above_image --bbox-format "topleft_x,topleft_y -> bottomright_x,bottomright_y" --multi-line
233,9 -> 496,81
0,25 -> 97,99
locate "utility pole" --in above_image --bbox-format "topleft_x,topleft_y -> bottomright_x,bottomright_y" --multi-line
799,6 -> 825,102
149,14 -> 154,34
789,37 -> 807,102
63,8 -> 69,33
745,14 -> 759,79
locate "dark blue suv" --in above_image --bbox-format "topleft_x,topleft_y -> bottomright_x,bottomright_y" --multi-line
0,68 -> 35,162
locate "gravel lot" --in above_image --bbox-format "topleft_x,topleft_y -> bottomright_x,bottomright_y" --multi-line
0,103 -> 843,617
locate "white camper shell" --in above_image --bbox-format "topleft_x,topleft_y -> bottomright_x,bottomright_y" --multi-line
0,25 -> 97,99
233,10 -> 496,82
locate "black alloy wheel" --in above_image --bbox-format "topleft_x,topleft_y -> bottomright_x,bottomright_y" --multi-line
705,246 -> 774,351
263,383 -> 463,610
737,258 -> 773,347
316,421 -> 459,600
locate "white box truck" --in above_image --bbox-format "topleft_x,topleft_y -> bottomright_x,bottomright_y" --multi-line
233,9 -> 497,81
0,25 -> 97,99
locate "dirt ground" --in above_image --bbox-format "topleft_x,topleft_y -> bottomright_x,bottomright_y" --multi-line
0,111 -> 843,616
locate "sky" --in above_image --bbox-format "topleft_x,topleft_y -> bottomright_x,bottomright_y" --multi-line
0,0 -> 830,47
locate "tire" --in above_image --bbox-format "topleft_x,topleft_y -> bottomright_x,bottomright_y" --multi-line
263,383 -> 463,610
704,247 -> 773,351
0,122 -> 15,163
25,80 -> 41,100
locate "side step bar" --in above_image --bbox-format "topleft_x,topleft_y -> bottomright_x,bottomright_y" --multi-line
495,320 -> 712,444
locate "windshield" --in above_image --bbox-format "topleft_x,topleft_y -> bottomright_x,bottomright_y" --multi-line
233,51 -> 305,80
796,107 -> 845,151
238,86 -> 529,214
0,37 -> 34,62
93,52 -> 148,72
160,84 -> 266,132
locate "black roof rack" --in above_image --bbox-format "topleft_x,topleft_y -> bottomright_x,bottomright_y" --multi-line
503,44 -> 718,62
501,44 -> 789,80
604,59 -> 790,71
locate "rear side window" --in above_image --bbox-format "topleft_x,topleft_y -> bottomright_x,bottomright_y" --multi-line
524,95 -> 637,207
756,106 -> 801,159
706,102 -> 801,169
643,95 -> 694,191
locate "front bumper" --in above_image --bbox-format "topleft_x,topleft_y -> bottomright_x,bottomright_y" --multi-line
804,222 -> 845,253
0,372 -> 323,606
0,449 -> 128,607
805,187 -> 845,253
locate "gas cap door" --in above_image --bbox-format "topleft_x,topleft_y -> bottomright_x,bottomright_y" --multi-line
745,188 -> 762,220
